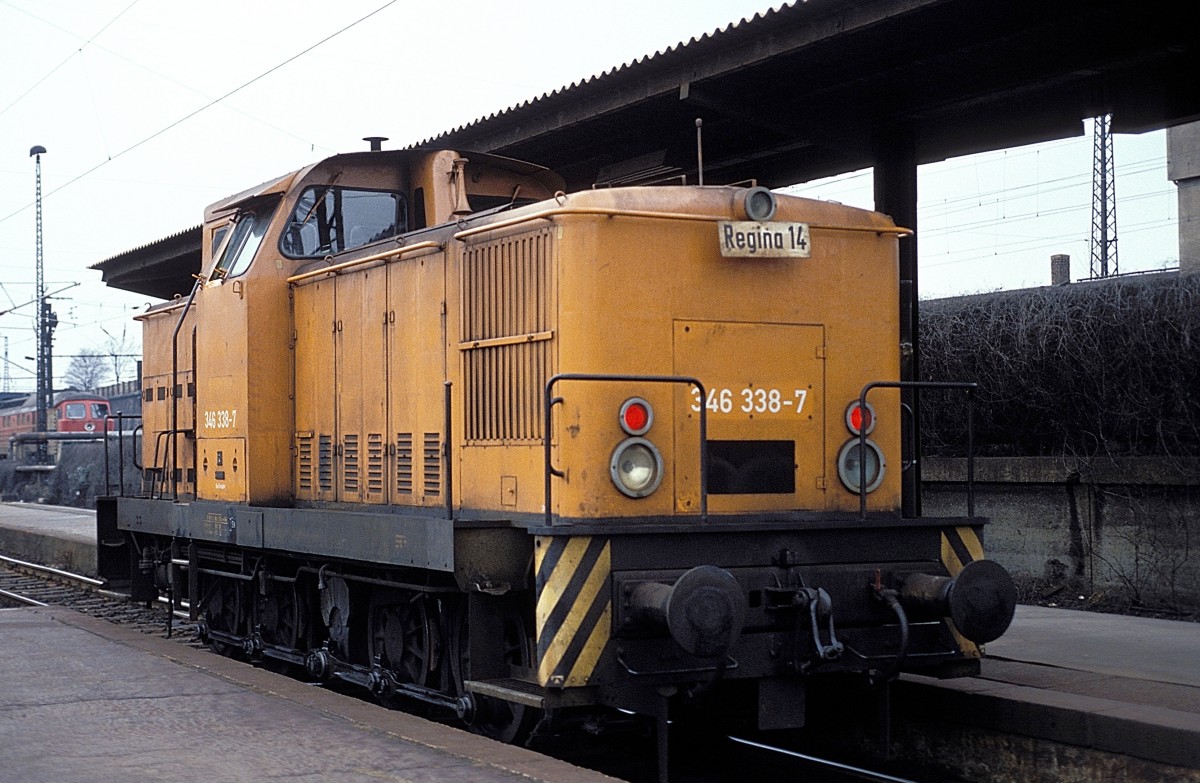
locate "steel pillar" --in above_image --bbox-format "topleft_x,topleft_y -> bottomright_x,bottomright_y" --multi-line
1090,114 -> 1118,278
873,129 -> 921,517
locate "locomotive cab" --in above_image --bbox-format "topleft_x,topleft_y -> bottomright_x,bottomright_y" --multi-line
136,149 -> 563,505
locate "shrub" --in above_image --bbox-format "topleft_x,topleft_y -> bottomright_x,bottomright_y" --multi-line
920,273 -> 1200,463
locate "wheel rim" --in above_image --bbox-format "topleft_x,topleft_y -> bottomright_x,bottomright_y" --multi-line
204,577 -> 241,655
370,595 -> 432,687
257,584 -> 300,648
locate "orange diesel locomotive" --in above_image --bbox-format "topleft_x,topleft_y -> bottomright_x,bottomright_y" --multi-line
100,145 -> 1015,762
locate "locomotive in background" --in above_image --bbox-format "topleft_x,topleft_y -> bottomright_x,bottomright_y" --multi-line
98,144 -> 1016,768
0,390 -> 114,462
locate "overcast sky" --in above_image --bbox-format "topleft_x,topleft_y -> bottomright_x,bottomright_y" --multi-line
0,0 -> 1179,393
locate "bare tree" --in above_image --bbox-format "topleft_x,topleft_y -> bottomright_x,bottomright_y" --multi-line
101,324 -> 137,384
63,349 -> 108,392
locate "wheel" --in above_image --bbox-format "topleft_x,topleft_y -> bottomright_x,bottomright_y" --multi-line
204,576 -> 243,657
451,598 -> 540,745
258,583 -> 303,647
319,575 -> 352,658
256,581 -> 308,673
369,593 -> 434,688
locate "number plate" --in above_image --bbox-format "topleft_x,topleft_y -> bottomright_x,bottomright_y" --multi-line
718,221 -> 811,258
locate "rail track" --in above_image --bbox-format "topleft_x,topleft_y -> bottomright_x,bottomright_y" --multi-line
0,552 -> 930,783
0,553 -> 195,642
532,724 -> 932,783
725,737 -> 931,783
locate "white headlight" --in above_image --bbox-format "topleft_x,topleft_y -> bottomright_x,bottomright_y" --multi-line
836,438 -> 886,493
610,437 -> 664,498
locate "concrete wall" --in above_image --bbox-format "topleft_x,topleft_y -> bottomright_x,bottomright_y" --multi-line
1168,121 -> 1200,276
923,457 -> 1200,612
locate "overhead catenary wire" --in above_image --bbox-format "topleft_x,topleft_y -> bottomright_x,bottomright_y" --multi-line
0,0 -> 141,120
0,0 -> 399,228
1,0 -> 331,155
0,3 -> 1179,371
782,146 -> 1174,274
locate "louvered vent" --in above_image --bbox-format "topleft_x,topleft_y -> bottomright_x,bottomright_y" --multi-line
396,433 -> 413,495
461,228 -> 556,443
298,434 -> 314,491
423,432 -> 441,497
318,434 -> 334,492
367,433 -> 385,497
343,434 -> 360,494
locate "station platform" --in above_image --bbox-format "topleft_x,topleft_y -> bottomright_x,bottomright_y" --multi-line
890,607 -> 1200,778
0,606 -> 613,783
0,502 -> 96,576
2,502 -> 1198,779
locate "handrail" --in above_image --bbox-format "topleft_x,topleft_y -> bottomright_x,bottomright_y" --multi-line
170,280 -> 201,501
132,424 -> 144,472
150,428 -> 191,500
543,373 -> 708,528
102,412 -> 114,496
102,413 -> 142,497
286,241 -> 442,284
454,205 -> 913,243
443,381 -> 453,520
856,381 -> 978,520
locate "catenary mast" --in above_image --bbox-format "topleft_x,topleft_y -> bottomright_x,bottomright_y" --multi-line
30,145 -> 52,463
1090,115 -> 1119,278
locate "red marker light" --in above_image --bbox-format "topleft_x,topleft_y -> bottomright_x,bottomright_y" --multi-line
845,401 -> 876,435
619,398 -> 654,436
624,403 -> 648,432
850,405 -> 868,432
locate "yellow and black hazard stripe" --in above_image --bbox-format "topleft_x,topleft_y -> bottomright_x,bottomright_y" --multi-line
941,525 -> 984,656
534,535 -> 612,689
941,525 -> 984,577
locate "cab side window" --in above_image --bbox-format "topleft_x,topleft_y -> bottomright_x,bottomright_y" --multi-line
211,201 -> 279,280
281,187 -> 406,258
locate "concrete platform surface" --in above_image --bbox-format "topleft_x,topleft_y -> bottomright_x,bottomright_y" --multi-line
0,502 -> 96,575
0,606 -> 614,783
898,604 -> 1200,773
987,604 -> 1200,688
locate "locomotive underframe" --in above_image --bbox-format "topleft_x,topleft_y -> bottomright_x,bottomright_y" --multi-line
99,496 -> 981,738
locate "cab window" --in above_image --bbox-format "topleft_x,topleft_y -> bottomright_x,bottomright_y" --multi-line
209,225 -> 229,261
212,202 -> 278,280
92,403 -> 109,418
280,187 -> 406,258
64,403 -> 86,419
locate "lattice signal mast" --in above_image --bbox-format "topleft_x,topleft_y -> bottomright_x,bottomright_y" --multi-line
30,145 -> 52,463
1090,114 -> 1118,277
